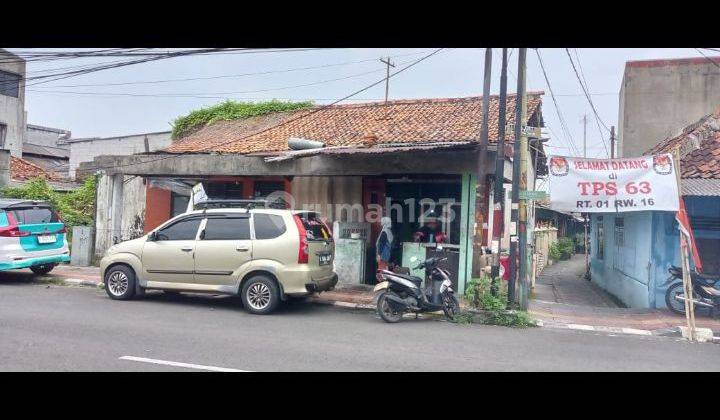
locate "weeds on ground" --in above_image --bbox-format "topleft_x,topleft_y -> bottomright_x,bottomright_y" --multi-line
455,276 -> 537,328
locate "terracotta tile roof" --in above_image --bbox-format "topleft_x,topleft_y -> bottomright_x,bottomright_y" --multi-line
165,93 -> 544,155
648,107 -> 720,179
10,156 -> 61,181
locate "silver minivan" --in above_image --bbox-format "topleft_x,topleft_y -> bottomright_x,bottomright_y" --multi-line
100,208 -> 337,314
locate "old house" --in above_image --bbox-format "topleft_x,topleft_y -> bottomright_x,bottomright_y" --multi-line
590,107 -> 720,308
85,94 -> 546,293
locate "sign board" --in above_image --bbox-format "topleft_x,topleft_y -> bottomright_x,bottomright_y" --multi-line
191,182 -> 208,204
519,190 -> 548,200
547,154 -> 679,213
506,124 -> 542,138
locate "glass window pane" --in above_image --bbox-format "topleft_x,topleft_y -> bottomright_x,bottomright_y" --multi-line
203,217 -> 251,240
253,213 -> 286,239
157,218 -> 201,241
10,208 -> 58,224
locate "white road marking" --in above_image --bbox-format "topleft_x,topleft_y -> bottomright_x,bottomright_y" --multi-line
119,356 -> 250,372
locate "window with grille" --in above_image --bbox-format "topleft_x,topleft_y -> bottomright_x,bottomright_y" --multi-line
0,70 -> 20,98
0,123 -> 6,149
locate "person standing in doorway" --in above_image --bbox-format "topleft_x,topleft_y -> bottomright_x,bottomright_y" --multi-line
376,217 -> 394,272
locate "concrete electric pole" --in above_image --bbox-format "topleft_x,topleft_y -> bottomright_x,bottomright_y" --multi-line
508,48 -> 527,309
474,48 -> 492,281
490,48 -> 508,296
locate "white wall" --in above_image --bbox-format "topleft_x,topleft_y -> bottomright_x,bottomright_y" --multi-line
69,131 -> 171,179
25,124 -> 70,149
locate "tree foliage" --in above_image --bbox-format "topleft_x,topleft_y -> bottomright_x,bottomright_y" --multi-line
171,100 -> 314,139
1,176 -> 97,229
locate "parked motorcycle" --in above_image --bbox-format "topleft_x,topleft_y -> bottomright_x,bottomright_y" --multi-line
664,265 -> 720,317
374,256 -> 460,323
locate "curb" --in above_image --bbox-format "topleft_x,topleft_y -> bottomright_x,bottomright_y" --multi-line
540,320 -> 720,343
35,276 -> 101,288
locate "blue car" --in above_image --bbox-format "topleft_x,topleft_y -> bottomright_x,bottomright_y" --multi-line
0,199 -> 70,275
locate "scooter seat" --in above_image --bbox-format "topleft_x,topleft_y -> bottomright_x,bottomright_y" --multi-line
701,285 -> 720,297
381,270 -> 423,286
694,272 -> 718,280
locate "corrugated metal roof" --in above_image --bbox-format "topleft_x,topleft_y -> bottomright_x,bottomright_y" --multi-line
682,178 -> 720,196
22,142 -> 70,159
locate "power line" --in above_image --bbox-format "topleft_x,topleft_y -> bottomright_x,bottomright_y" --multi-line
695,48 -> 720,69
0,48 -> 331,89
29,50 -> 434,89
535,49 -> 581,157
564,48 -> 611,134
81,48 -> 446,173
28,58 -> 422,98
565,48 -> 610,158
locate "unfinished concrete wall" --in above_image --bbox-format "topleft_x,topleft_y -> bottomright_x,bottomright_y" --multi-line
94,173 -> 146,257
0,149 -> 9,187
25,124 -> 71,149
619,57 -> 720,157
0,49 -> 26,158
69,131 -> 171,179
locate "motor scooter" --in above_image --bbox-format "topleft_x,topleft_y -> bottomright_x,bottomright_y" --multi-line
374,255 -> 460,323
664,265 -> 720,317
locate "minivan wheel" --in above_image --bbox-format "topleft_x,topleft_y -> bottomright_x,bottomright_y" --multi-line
241,275 -> 279,315
30,263 -> 57,276
104,265 -> 136,300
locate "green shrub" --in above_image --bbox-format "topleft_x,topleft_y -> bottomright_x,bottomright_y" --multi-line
171,100 -> 314,139
549,243 -> 562,261
460,276 -> 535,328
557,237 -> 575,260
1,176 -> 97,240
464,276 -> 506,310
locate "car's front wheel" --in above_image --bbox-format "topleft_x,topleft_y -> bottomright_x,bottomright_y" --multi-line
104,265 -> 137,300
30,263 -> 57,275
241,275 -> 280,315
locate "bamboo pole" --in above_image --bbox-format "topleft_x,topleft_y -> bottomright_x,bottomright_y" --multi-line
672,147 -> 696,341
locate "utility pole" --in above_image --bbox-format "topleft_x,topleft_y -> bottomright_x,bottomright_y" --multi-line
582,115 -> 590,280
508,48 -> 527,309
475,48 -> 492,283
380,57 -> 396,104
490,48 -> 508,295
610,125 -> 616,158
582,114 -> 587,158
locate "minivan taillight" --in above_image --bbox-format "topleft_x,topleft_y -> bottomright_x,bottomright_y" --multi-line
293,214 -> 309,264
0,226 -> 29,237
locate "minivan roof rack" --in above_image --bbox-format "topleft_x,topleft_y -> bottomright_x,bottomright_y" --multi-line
193,198 -> 290,212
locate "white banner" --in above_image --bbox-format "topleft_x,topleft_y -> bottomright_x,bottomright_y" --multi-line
547,154 -> 680,213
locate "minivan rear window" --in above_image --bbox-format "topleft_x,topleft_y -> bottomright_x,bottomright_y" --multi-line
9,207 -> 59,225
296,212 -> 332,242
253,213 -> 286,239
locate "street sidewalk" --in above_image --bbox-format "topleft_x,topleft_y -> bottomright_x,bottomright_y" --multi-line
45,263 -> 720,338
530,254 -> 720,336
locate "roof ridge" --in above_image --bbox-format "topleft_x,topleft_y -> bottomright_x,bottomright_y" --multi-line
311,92 -> 545,109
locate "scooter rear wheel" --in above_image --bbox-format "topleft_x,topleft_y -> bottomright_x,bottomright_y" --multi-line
377,291 -> 403,323
442,293 -> 460,320
665,282 -> 698,315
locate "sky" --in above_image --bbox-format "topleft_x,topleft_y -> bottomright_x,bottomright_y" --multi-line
12,47 -> 713,159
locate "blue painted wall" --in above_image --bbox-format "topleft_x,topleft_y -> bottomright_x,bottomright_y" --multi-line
591,196 -> 718,309
590,212 -> 654,308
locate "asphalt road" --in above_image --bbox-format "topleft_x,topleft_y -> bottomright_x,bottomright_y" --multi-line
1,271 -> 719,372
